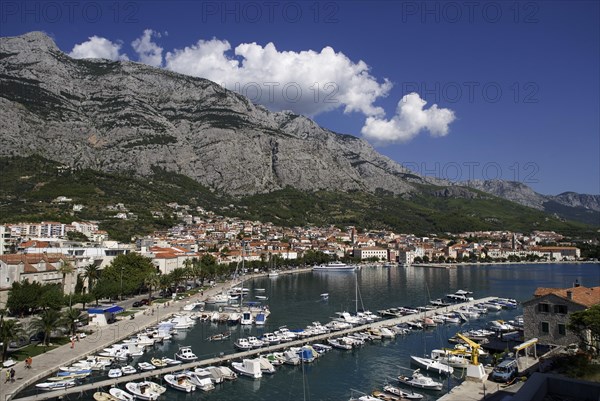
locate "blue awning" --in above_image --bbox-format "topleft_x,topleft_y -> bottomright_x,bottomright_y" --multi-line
88,305 -> 124,314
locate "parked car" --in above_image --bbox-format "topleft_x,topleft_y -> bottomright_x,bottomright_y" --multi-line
490,359 -> 518,382
132,301 -> 143,307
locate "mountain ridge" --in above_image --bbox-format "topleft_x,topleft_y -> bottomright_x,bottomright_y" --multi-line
0,32 -> 597,228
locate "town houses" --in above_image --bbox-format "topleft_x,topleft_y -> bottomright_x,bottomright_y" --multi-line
0,203 -> 589,308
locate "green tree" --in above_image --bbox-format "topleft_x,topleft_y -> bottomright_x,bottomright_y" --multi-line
39,284 -> 64,310
7,281 -> 42,316
1,316 -> 24,362
569,304 -> 600,354
101,253 -> 156,298
29,309 -> 63,346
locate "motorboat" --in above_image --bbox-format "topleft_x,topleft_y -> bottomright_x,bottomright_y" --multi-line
312,261 -> 357,272
268,271 -> 280,278
320,293 -> 329,300
382,384 -> 423,399
182,301 -> 204,311
430,298 -> 452,307
240,311 -> 254,325
137,362 -> 156,371
247,336 -> 265,348
108,368 -> 123,378
207,331 -> 231,341
255,312 -> 267,325
205,293 -> 229,304
121,365 -> 137,375
446,291 -> 474,302
164,373 -> 196,392
327,338 -> 353,350
256,357 -> 276,374
282,350 -> 301,365
35,381 -> 77,391
397,369 -> 443,390
125,381 -> 165,400
109,388 -> 134,401
227,312 -> 241,325
150,357 -> 167,368
231,359 -> 262,379
261,332 -> 281,345
176,345 -> 198,361
234,338 -> 253,350
410,356 -> 454,375
430,349 -> 470,368
182,371 -> 215,391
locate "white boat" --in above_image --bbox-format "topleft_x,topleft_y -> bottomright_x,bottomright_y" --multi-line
255,295 -> 268,300
231,359 -> 262,379
234,338 -> 253,350
382,384 -> 423,399
162,357 -> 181,365
320,293 -> 329,300
247,336 -> 265,348
256,357 -> 276,374
313,262 -> 356,272
183,371 -> 215,391
268,271 -> 280,278
121,365 -> 137,375
410,356 -> 454,375
205,293 -> 229,304
125,381 -> 165,401
35,381 -> 77,391
137,362 -> 156,371
446,291 -> 474,302
182,301 -> 204,311
240,311 -> 254,325
397,369 -> 442,390
108,368 -> 123,378
176,345 -> 198,361
430,349 -> 470,368
109,387 -> 134,401
164,373 -> 196,392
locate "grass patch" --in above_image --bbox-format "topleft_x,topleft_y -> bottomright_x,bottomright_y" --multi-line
10,337 -> 70,360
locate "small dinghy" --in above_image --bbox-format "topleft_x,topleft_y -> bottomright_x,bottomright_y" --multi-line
150,358 -> 167,368
383,384 -> 423,399
93,392 -> 119,401
108,368 -> 123,378
35,381 -> 77,391
137,362 -> 156,371
121,365 -> 137,375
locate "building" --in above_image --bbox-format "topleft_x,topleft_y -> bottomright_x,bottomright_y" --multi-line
353,247 -> 388,261
522,284 -> 600,346
0,253 -> 76,308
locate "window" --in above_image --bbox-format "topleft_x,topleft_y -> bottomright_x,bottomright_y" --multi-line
541,322 -> 550,333
558,324 -> 566,335
554,305 -> 568,314
538,303 -> 550,313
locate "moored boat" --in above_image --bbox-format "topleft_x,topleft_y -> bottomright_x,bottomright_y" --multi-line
125,381 -> 165,401
313,261 -> 356,272
94,392 -> 119,401
397,369 -> 442,391
164,373 -> 196,392
108,387 -> 134,401
410,356 -> 454,375
231,359 -> 262,379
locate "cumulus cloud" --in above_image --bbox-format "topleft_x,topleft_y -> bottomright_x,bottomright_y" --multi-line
361,93 -> 456,143
131,29 -> 163,67
165,39 -> 391,117
69,36 -> 128,61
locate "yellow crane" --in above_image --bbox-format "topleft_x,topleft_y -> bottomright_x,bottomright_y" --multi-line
455,333 -> 486,380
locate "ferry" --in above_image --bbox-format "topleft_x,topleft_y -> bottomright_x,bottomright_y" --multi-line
312,262 -> 357,272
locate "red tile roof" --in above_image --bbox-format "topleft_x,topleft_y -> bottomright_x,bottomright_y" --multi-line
534,286 -> 600,307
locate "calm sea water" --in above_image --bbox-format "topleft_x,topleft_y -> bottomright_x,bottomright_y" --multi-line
20,263 -> 600,401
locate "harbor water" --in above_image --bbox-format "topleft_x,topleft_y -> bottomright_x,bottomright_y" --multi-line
17,263 -> 600,401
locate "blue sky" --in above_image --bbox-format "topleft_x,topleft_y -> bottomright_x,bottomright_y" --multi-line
2,0 -> 599,195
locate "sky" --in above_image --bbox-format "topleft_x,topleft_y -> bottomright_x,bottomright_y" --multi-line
1,0 -> 599,195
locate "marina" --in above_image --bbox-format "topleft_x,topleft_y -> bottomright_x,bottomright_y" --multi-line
8,262 -> 599,401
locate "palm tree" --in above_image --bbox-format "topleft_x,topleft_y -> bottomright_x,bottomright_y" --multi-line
83,264 -> 100,293
144,272 -> 160,303
29,309 -> 63,347
58,259 -> 75,290
62,307 -> 83,337
0,316 -> 24,362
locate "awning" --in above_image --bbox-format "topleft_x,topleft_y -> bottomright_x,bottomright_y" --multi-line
88,305 -> 124,314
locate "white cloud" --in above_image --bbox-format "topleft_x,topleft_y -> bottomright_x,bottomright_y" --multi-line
165,39 -> 391,117
131,29 -> 163,67
69,36 -> 128,61
361,93 -> 456,143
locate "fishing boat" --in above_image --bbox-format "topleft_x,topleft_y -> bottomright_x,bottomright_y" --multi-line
240,311 -> 254,325
93,392 -> 119,401
231,359 -> 262,379
234,338 -> 253,350
313,261 -> 356,272
397,369 -> 442,391
125,381 -> 165,400
108,387 -> 134,401
164,373 -> 196,392
255,311 -> 266,325
410,356 -> 454,375
175,345 -> 198,361
382,385 -> 423,399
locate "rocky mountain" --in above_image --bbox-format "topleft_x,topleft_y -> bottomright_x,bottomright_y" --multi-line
0,32 -> 597,228
466,180 -> 599,225
0,32 -> 431,197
